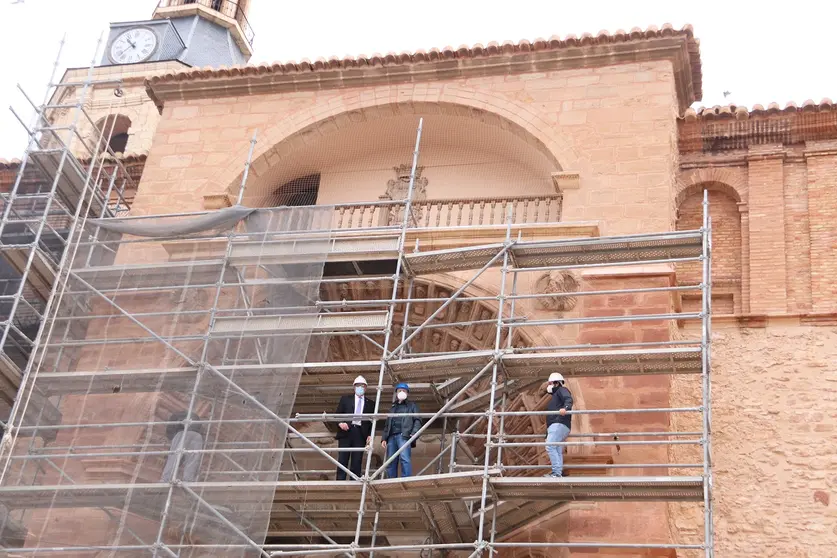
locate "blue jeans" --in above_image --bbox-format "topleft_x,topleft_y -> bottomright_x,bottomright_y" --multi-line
385,433 -> 412,478
546,423 -> 570,476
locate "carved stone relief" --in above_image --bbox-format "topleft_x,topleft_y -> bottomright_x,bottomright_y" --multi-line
473,308 -> 493,341
455,301 -> 473,329
413,285 -> 427,316
534,270 -> 580,312
435,289 -> 451,320
381,164 -> 429,225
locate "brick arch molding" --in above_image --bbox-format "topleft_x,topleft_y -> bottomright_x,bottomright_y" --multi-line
217,89 -> 588,197
675,167 -> 745,209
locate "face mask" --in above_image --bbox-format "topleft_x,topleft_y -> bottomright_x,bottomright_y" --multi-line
546,384 -> 554,394
355,386 -> 365,396
396,391 -> 407,402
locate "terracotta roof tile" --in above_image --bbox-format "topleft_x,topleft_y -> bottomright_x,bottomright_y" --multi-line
147,24 -> 702,99
0,158 -> 22,170
0,153 -> 147,171
682,99 -> 835,121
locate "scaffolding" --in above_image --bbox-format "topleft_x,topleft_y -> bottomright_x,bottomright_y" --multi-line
0,35 -> 135,431
0,38 -> 715,558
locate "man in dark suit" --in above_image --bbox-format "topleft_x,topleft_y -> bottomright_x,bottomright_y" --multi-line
334,375 -> 375,480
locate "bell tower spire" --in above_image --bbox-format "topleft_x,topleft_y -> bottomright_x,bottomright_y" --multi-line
152,0 -> 255,60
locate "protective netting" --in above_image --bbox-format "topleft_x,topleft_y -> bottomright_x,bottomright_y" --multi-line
0,205 -> 331,556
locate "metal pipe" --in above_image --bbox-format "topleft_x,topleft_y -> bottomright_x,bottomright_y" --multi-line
701,189 -> 716,558
456,463 -> 704,470
475,205 -> 513,552
512,255 -> 702,273
0,33 -> 114,481
353,117 -> 425,550
371,359 -> 493,479
497,439 -> 702,447
181,484 -> 272,558
388,242 -> 513,356
507,312 -> 702,328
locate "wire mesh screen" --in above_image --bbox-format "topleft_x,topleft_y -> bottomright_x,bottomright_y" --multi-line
0,206 -> 332,556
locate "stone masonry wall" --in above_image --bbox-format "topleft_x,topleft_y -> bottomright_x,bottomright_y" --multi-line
670,325 -> 837,557
135,60 -> 680,235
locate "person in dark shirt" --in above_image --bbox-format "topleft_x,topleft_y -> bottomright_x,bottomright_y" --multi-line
334,375 -> 374,480
544,372 -> 573,477
381,382 -> 421,478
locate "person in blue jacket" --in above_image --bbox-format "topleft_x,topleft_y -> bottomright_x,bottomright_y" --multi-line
381,382 -> 421,478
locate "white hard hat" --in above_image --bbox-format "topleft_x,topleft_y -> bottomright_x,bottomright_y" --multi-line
353,375 -> 368,386
548,372 -> 564,383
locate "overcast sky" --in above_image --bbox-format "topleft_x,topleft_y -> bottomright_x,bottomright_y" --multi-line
0,0 -> 834,159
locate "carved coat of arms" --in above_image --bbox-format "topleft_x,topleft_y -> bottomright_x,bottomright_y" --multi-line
380,164 -> 428,226
534,271 -> 580,312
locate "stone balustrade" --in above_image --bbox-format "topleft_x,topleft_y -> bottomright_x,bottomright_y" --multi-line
334,194 -> 563,230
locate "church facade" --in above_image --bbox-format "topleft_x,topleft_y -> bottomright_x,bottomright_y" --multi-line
1,1 -> 836,556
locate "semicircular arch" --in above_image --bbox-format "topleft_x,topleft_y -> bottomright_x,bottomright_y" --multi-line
214,92 -> 584,201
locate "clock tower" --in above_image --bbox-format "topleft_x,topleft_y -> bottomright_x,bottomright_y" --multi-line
102,0 -> 254,67
44,1 -> 256,161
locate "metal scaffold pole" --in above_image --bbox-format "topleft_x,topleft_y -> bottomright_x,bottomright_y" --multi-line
0,106 -> 716,557
473,205 -> 513,557
352,117 -> 424,554
701,189 -> 715,558
150,130 -> 262,558
0,33 -> 114,475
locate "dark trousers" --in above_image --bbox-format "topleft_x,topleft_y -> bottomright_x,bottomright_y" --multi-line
336,425 -> 365,480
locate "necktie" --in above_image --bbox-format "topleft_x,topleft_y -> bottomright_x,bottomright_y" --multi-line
353,396 -> 362,425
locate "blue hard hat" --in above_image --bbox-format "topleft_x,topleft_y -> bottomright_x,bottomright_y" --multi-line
395,382 -> 409,392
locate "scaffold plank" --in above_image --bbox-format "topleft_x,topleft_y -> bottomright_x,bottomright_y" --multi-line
0,473 -> 495,511
71,259 -> 232,290
405,231 -> 703,275
211,311 -> 388,336
1,246 -> 57,301
387,350 -> 495,381
502,347 -> 703,378
32,348 -> 701,399
268,500 -> 476,542
372,470 -> 493,502
27,149 -> 107,217
490,476 -> 704,502
228,235 -> 400,266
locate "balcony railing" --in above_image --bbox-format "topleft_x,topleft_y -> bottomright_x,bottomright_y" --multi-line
156,0 -> 255,46
334,194 -> 563,230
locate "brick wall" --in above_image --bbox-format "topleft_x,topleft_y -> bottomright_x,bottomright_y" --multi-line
676,135 -> 837,319
676,188 -> 741,315
806,143 -> 837,313
783,157 -> 812,313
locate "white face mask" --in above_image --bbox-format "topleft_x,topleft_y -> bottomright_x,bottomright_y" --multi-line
396,391 -> 408,401
355,386 -> 365,396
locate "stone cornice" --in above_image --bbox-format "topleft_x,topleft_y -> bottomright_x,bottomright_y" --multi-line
146,36 -> 698,113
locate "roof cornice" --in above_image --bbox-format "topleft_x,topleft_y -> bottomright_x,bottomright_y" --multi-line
145,25 -> 702,113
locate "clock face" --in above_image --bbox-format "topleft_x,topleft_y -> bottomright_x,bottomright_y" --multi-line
109,28 -> 158,65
